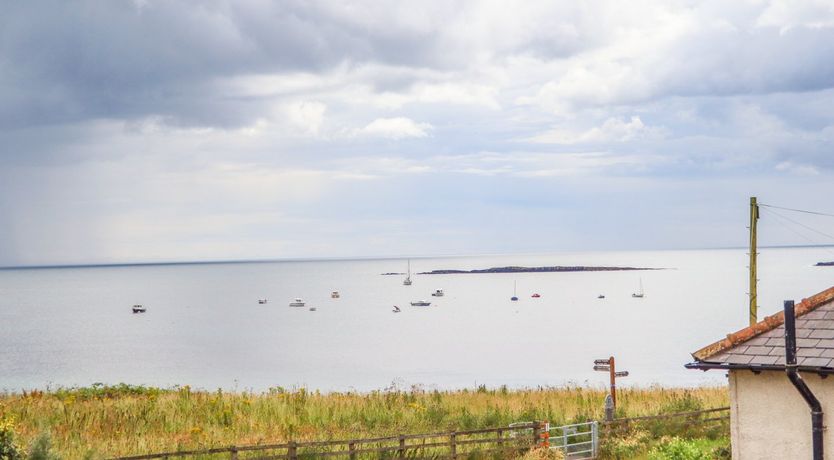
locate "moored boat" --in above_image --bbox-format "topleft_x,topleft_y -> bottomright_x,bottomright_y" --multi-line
432,288 -> 444,297
410,300 -> 431,307
331,291 -> 340,298
289,298 -> 306,307
132,304 -> 146,313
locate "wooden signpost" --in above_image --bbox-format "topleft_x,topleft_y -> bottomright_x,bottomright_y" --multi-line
593,356 -> 628,411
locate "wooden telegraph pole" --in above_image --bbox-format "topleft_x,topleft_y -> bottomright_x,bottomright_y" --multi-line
749,197 -> 759,326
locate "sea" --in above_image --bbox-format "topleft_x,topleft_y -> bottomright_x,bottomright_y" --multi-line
2,247 -> 834,393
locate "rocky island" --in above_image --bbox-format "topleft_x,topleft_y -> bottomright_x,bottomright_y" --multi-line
816,262 -> 834,266
415,265 -> 660,274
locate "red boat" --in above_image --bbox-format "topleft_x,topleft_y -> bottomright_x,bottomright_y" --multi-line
531,293 -> 541,298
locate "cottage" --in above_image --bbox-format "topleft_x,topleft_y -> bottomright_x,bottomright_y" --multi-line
687,286 -> 834,459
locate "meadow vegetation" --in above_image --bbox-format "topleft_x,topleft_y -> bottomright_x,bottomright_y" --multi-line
0,383 -> 728,459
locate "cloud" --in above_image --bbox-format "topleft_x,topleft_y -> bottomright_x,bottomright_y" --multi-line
285,101 -> 327,135
528,116 -> 666,144
355,117 -> 433,140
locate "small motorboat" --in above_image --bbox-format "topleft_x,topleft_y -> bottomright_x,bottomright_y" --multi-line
309,307 -> 317,311
331,291 -> 340,299
410,300 -> 431,307
289,298 -> 305,307
597,294 -> 605,299
531,293 -> 541,298
392,305 -> 401,313
431,289 -> 444,297
132,304 -> 146,313
258,299 -> 268,304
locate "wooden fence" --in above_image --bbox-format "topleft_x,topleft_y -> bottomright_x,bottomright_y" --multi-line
112,422 -> 544,460
111,407 -> 731,460
602,406 -> 731,437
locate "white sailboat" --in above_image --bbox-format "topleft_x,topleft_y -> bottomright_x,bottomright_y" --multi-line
511,281 -> 518,301
632,278 -> 645,298
403,259 -> 412,286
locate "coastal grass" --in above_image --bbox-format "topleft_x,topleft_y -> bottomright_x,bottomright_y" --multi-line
0,384 -> 728,459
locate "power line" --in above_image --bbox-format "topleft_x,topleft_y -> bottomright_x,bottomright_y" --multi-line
759,207 -> 834,258
759,203 -> 834,218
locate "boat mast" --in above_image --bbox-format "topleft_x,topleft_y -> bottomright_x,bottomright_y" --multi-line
749,196 -> 759,326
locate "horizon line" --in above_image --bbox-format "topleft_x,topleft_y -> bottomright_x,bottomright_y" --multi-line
2,243 -> 834,271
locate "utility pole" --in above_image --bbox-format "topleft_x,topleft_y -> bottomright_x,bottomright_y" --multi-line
749,197 -> 759,326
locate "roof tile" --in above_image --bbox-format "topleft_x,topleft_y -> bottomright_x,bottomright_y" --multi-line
810,329 -> 834,339
746,346 -> 774,355
765,338 -> 785,347
820,349 -> 834,358
798,348 -> 824,358
798,338 -> 822,348
799,357 -> 833,367
750,355 -> 779,365
803,310 -> 828,320
815,339 -> 834,349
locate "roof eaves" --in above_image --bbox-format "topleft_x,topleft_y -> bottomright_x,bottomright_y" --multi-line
691,285 -> 834,362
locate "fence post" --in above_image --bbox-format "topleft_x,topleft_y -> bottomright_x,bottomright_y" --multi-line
450,431 -> 457,459
288,441 -> 297,460
398,435 -> 405,459
349,441 -> 356,460
532,421 -> 541,448
230,445 -> 238,460
591,421 -> 599,457
497,428 -> 503,448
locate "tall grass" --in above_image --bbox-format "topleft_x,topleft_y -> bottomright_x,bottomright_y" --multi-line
0,384 -> 727,459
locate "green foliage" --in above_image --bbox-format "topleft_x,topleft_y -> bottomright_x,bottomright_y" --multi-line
0,416 -> 24,460
1,384 -> 729,458
647,437 -> 711,460
26,434 -> 61,460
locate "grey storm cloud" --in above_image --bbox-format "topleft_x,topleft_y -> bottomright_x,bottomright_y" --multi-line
0,1 -> 455,129
3,1 -> 834,266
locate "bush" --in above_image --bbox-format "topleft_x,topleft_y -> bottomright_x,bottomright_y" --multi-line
648,437 -> 711,460
26,434 -> 61,460
516,447 -> 564,460
0,416 -> 24,460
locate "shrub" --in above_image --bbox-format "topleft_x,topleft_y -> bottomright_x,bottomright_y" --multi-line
27,434 -> 61,460
516,447 -> 564,460
0,416 -> 24,460
647,437 -> 710,460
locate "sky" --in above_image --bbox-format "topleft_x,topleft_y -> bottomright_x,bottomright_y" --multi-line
3,1 -> 834,266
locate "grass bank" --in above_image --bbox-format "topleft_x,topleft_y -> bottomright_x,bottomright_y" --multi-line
0,384 -> 728,459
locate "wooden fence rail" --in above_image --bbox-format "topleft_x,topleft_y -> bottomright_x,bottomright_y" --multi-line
111,407 -> 731,460
111,423 -> 541,460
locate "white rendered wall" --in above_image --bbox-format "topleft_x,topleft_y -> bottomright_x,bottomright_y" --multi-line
730,370 -> 834,459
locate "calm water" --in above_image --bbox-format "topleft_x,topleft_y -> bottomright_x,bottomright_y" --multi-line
2,248 -> 834,392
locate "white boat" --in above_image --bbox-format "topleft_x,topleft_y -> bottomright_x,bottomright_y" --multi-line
511,281 -> 518,301
632,278 -> 645,298
331,291 -> 340,299
403,259 -> 412,286
258,299 -> 268,304
289,298 -> 306,307
431,288 -> 444,297
410,300 -> 431,306
132,304 -> 146,313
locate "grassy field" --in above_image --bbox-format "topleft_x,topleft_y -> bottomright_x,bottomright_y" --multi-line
0,384 -> 728,459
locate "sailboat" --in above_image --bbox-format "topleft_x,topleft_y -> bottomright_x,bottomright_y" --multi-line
632,278 -> 645,298
511,281 -> 519,301
403,259 -> 412,286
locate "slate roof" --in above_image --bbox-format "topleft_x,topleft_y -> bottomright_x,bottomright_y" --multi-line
688,285 -> 834,372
